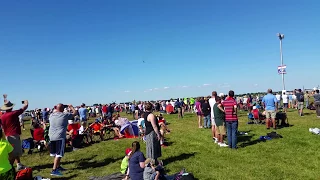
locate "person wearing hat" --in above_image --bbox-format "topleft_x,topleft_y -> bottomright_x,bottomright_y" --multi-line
0,94 -> 29,171
120,148 -> 132,175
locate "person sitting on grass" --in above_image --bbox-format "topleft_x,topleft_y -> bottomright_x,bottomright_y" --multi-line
124,141 -> 145,180
79,121 -> 92,144
33,122 -> 47,150
213,97 -> 228,147
143,159 -> 167,180
89,119 -> 104,141
0,127 -> 15,180
157,114 -> 170,134
120,148 -> 132,175
67,119 -> 81,150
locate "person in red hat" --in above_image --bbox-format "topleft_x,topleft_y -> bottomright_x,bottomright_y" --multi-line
120,148 -> 132,175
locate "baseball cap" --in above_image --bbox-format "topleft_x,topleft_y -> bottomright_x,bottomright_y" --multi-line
125,148 -> 132,156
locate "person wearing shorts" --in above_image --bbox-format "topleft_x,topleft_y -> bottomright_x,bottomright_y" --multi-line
262,89 -> 278,129
213,96 -> 228,147
1,97 -> 29,171
49,104 -> 77,176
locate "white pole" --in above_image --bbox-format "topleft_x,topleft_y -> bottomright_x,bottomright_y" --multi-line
279,37 -> 285,90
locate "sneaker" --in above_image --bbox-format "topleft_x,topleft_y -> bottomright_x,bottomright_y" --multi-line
214,139 -> 218,144
219,143 -> 229,147
57,166 -> 67,171
50,169 -> 63,176
73,147 -> 79,151
317,116 -> 320,118
16,164 -> 26,171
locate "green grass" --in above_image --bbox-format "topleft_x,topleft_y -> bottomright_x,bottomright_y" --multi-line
20,109 -> 320,180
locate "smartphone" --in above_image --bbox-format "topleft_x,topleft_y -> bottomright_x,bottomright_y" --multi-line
21,101 -> 25,104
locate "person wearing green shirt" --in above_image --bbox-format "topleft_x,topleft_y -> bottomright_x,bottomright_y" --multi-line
0,127 -> 15,180
120,148 -> 132,175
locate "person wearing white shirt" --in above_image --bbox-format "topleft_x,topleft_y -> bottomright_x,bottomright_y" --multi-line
282,92 -> 289,113
209,91 -> 218,142
276,93 -> 281,107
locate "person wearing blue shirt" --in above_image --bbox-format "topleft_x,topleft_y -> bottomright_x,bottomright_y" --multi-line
42,108 -> 49,123
262,89 -> 278,130
78,103 -> 88,122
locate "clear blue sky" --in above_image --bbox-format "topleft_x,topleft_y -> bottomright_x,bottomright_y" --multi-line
1,0 -> 319,109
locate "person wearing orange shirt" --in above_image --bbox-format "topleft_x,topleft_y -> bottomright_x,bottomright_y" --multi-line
89,119 -> 104,141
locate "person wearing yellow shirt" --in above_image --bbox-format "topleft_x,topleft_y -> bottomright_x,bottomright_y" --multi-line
0,127 -> 15,180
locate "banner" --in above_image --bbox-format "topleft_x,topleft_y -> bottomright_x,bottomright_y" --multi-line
278,65 -> 287,74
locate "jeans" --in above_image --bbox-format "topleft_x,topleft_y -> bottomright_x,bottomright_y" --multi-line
203,115 -> 211,128
315,101 -> 320,116
226,121 -> 238,149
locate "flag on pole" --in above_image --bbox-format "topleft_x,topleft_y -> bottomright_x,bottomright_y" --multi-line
278,65 -> 287,74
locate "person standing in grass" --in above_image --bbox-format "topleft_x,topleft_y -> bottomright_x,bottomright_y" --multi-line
222,90 -> 238,149
195,98 -> 203,128
209,91 -> 218,142
282,92 -> 289,113
295,89 -> 304,116
262,89 -> 278,129
1,94 -> 28,171
313,90 -> 320,118
49,104 -> 77,176
144,102 -> 162,159
213,97 -> 228,147
201,97 -> 211,129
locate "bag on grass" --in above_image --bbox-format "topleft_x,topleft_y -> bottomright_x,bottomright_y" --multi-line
16,167 -> 33,180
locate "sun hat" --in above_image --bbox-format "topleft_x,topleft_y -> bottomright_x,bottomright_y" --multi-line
253,106 -> 257,110
68,120 -> 74,124
1,101 -> 15,111
219,93 -> 224,97
125,148 -> 132,156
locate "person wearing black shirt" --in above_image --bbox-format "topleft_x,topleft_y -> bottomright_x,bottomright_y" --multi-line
295,89 -> 304,116
202,98 -> 211,128
314,90 -> 320,117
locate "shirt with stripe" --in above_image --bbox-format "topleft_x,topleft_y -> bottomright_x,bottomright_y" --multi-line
222,97 -> 238,121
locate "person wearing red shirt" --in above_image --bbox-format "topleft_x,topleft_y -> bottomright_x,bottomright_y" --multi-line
33,124 -> 45,142
89,119 -> 104,140
102,105 -> 108,118
0,94 -> 29,170
222,90 -> 238,149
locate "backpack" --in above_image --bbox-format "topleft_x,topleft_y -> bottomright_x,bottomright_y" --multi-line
16,167 -> 33,180
297,93 -> 304,102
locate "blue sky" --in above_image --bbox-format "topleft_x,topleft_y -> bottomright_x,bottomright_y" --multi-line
1,0 -> 319,109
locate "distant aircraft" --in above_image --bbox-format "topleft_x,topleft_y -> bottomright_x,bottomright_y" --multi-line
143,60 -> 145,63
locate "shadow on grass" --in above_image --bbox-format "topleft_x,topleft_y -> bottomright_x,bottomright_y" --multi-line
237,135 -> 254,143
239,138 -> 266,148
32,155 -> 98,170
75,157 -> 122,170
163,152 -> 196,166
51,174 -> 78,180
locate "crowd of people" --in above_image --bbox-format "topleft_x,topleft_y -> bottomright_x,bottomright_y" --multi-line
0,88 -> 319,179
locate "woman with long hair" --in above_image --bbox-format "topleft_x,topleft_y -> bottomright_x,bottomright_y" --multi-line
195,97 -> 203,128
0,127 -> 15,180
144,102 -> 162,160
126,141 -> 145,180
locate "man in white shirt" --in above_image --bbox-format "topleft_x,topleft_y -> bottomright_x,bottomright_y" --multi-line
276,93 -> 281,107
209,91 -> 218,142
282,92 -> 289,113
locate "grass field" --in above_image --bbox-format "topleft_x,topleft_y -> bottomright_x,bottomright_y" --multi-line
20,108 -> 320,180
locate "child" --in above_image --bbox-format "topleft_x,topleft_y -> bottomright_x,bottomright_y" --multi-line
120,148 -> 132,175
213,97 -> 228,147
79,121 -> 92,144
144,159 -> 166,180
0,127 -> 15,180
